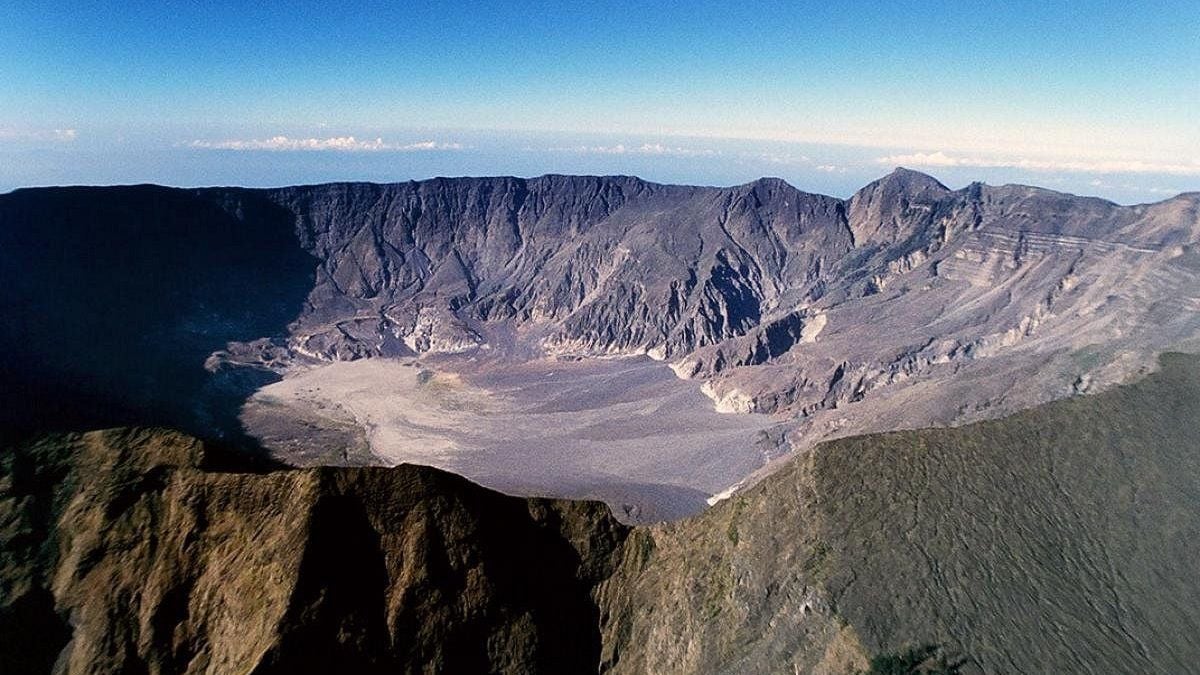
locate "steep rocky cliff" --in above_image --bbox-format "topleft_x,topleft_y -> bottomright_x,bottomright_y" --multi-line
0,428 -> 629,674
262,175 -> 852,362
5,354 -> 1200,673
0,186 -> 315,437
2,173 -> 1197,518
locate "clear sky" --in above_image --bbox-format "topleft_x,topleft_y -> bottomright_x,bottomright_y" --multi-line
1,0 -> 1197,202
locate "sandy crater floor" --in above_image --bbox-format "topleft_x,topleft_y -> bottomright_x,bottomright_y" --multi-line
240,356 -> 776,521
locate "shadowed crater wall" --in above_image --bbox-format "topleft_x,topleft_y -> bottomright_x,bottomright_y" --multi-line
0,186 -> 316,440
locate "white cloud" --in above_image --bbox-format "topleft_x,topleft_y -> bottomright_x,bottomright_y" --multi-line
750,151 -> 810,166
1077,177 -> 1187,197
815,164 -> 845,173
398,140 -> 466,151
548,142 -> 718,157
0,128 -> 78,143
876,150 -> 1200,176
187,136 -> 466,152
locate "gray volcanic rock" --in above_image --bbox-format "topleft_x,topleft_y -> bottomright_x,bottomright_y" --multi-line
677,178 -> 1200,456
2,172 -> 1198,515
258,175 -> 852,362
245,172 -> 1199,491
229,171 -> 1198,406
846,166 -> 953,247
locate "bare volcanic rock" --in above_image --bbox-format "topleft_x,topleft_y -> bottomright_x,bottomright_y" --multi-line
0,428 -> 629,674
5,354 -> 1200,673
3,173 -> 1196,430
263,175 -> 852,361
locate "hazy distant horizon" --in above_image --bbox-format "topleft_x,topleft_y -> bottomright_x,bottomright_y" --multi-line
2,127 -> 1197,205
2,129 -> 1190,205
3,1 -> 1197,203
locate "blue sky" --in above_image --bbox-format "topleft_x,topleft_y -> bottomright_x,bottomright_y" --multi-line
1,0 -> 1197,202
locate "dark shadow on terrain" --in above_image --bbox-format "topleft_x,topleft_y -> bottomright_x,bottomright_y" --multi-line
253,491 -> 393,674
0,586 -> 71,674
863,644 -> 967,674
0,186 -> 314,456
218,468 -> 616,674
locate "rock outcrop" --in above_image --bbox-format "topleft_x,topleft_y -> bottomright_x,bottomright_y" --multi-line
262,175 -> 853,362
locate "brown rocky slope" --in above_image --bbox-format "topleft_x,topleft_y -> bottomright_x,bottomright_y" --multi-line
0,429 -> 628,674
5,352 -> 1200,673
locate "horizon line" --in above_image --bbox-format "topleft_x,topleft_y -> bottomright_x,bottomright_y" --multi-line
4,168 -> 1196,208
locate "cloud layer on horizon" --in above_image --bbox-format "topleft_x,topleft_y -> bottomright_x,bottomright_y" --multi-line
877,151 -> 1200,177
544,142 -> 719,158
187,136 -> 465,152
0,128 -> 78,143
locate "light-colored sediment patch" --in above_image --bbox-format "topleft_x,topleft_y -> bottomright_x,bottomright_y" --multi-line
700,381 -> 757,414
801,311 -> 828,343
705,478 -> 748,506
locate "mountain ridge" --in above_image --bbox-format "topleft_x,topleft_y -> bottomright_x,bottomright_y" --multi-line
2,170 -> 1198,518
5,352 -> 1200,673
8,166 -> 1193,206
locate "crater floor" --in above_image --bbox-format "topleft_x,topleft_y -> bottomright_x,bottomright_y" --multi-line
240,356 -> 777,521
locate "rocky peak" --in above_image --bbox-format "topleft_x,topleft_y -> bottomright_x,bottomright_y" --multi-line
741,175 -> 796,194
846,167 -> 952,248
879,166 -> 948,191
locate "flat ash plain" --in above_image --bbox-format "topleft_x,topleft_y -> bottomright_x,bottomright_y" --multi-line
241,355 -> 778,522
